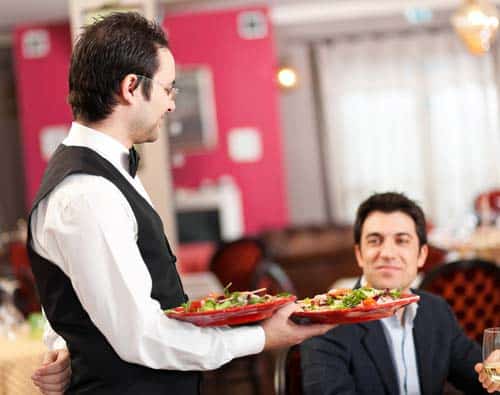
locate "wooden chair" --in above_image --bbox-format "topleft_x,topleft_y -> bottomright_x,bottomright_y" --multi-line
419,259 -> 500,343
209,237 -> 266,291
421,244 -> 447,273
207,238 -> 296,395
274,345 -> 302,395
253,261 -> 296,294
9,241 -> 40,316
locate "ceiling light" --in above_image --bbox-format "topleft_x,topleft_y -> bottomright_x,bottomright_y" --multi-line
452,0 -> 499,55
277,66 -> 298,89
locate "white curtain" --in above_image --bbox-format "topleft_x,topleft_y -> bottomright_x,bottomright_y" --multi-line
316,29 -> 500,227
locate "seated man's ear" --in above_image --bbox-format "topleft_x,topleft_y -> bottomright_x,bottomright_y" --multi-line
417,244 -> 428,269
354,244 -> 365,269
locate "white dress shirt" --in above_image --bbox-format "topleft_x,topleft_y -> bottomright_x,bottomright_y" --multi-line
359,276 -> 421,395
380,302 -> 421,395
32,122 -> 265,371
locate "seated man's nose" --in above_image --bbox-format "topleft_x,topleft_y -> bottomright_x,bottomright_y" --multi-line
380,244 -> 396,256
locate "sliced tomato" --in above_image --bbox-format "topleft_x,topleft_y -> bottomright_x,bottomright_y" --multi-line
362,298 -> 376,307
188,300 -> 202,312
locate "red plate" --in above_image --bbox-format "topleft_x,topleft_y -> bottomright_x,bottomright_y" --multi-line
166,295 -> 296,327
291,294 -> 420,325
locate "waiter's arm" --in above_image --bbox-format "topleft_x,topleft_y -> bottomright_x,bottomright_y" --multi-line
32,175 -> 264,371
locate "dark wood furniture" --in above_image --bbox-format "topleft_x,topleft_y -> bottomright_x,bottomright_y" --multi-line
261,225 -> 360,299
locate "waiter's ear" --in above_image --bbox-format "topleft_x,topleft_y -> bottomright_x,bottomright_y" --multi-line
119,74 -> 140,104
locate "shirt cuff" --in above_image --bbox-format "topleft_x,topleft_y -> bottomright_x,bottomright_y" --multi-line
222,325 -> 265,359
52,336 -> 68,350
42,315 -> 68,351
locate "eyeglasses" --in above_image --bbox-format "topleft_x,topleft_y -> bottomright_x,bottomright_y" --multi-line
135,74 -> 179,100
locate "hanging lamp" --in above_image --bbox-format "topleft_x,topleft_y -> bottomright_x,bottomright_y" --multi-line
451,0 -> 499,55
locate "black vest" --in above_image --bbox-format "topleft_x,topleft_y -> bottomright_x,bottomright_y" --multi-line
27,145 -> 200,394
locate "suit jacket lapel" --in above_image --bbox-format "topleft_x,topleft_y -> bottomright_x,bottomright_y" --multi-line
360,321 -> 399,395
412,293 -> 434,395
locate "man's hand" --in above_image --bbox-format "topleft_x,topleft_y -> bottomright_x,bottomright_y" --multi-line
261,302 -> 336,350
475,353 -> 500,394
32,348 -> 71,395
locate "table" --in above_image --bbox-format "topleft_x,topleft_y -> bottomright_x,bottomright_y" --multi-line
429,226 -> 500,265
0,328 -> 46,395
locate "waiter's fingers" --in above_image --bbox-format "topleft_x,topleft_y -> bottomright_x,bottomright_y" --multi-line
34,349 -> 70,377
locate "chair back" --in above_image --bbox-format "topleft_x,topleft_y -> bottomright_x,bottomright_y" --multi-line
253,261 -> 296,295
8,241 -> 41,315
419,259 -> 500,343
275,345 -> 302,395
421,244 -> 447,273
475,190 -> 500,215
209,238 -> 265,291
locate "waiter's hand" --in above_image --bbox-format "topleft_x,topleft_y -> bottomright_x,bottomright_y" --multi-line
261,303 -> 336,350
32,348 -> 71,395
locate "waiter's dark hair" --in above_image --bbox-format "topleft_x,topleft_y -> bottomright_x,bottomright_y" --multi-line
68,12 -> 169,123
353,192 -> 427,247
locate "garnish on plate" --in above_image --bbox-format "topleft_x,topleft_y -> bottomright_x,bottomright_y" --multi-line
166,283 -> 292,314
297,287 -> 404,312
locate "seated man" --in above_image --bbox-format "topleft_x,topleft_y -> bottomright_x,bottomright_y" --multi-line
301,192 -> 499,395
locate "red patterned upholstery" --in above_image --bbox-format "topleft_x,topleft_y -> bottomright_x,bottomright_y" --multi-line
419,259 -> 500,343
209,238 -> 265,291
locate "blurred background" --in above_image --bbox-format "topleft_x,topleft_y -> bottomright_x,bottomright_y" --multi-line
0,0 -> 499,394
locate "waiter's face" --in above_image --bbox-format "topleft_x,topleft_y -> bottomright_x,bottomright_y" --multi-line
355,211 -> 427,292
132,47 -> 176,143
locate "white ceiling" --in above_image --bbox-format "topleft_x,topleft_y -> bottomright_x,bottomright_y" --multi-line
0,0 -> 68,31
1,0 -> 498,33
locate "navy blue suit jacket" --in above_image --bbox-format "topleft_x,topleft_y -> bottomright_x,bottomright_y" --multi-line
301,290 -> 485,395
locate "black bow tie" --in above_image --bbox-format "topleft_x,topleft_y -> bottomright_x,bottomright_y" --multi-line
128,146 -> 140,178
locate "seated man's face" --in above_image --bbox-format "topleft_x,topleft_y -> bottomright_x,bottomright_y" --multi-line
355,210 -> 428,292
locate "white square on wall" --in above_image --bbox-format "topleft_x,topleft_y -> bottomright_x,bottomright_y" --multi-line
40,125 -> 68,161
227,127 -> 262,163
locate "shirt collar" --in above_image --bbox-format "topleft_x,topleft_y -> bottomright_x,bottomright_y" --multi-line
63,122 -> 130,174
381,299 -> 418,329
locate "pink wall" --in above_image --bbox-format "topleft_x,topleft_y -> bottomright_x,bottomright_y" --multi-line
165,7 -> 289,234
13,23 -> 72,206
14,8 -> 289,233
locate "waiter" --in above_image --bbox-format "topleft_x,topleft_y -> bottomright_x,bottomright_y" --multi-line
28,12 -> 334,394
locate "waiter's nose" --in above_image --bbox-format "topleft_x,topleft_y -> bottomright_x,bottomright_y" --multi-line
166,100 -> 176,113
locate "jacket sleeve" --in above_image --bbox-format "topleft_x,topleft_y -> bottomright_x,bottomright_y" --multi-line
444,301 -> 486,393
301,328 -> 357,395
